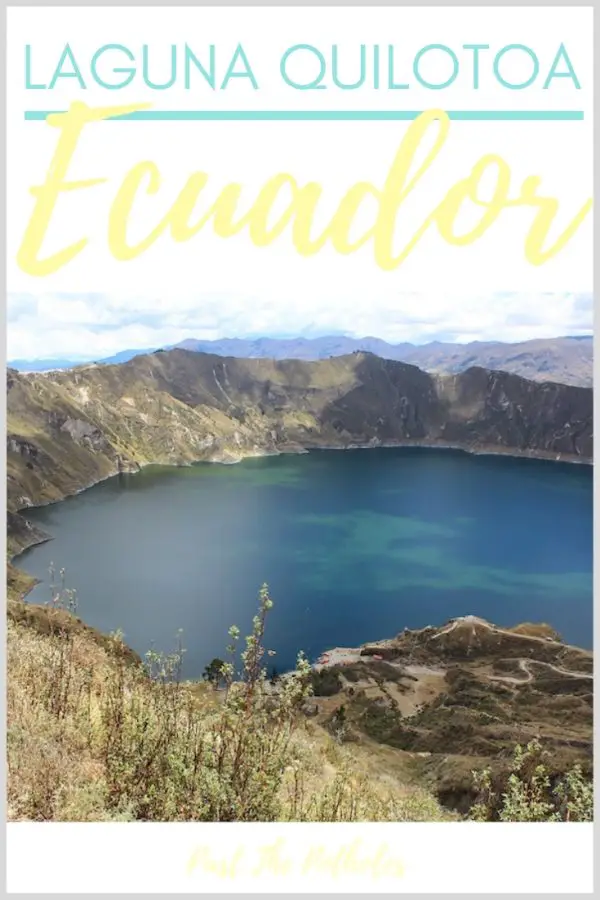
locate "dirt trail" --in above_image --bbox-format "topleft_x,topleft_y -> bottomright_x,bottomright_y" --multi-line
430,615 -> 584,650
488,659 -> 534,685
432,616 -> 523,641
488,658 -> 593,686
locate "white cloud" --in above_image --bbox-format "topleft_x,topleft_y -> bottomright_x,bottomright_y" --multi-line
6,290 -> 593,361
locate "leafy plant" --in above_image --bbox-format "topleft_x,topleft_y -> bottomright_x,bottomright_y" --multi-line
470,739 -> 593,822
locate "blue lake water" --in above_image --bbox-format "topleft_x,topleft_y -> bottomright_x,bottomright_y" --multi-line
19,448 -> 593,677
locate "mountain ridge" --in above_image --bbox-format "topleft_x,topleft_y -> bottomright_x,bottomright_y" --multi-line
7,348 -> 593,575
9,334 -> 593,387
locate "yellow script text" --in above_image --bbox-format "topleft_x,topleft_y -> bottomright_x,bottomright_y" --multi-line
16,102 -> 592,276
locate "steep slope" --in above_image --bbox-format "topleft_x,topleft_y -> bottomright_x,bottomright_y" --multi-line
7,349 -> 592,559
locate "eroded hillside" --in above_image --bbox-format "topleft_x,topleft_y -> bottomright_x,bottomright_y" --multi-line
7,349 -> 593,563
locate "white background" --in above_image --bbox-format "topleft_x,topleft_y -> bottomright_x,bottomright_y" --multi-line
6,821 -> 595,893
6,5 -> 593,301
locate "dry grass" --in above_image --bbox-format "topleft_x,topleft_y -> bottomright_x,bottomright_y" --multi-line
7,588 -> 452,823
7,609 -> 122,821
6,563 -> 37,600
508,622 -> 563,641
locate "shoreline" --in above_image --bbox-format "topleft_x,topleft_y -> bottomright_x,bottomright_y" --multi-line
9,439 -> 592,593
302,440 -> 591,465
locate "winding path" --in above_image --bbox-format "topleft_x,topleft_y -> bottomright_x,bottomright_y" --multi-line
488,658 -> 593,686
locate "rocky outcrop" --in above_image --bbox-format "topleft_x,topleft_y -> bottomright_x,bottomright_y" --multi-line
311,616 -> 593,813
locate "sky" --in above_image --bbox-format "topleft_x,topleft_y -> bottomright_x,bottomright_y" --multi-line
7,9 -> 592,365
6,291 -> 594,362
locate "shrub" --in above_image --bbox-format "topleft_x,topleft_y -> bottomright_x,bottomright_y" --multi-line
310,668 -> 343,696
8,578 -> 454,822
8,581 -> 313,821
470,739 -> 593,822
94,583 -> 316,821
202,658 -> 226,689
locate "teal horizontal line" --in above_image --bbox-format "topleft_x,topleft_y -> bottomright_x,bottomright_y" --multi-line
24,109 -> 584,122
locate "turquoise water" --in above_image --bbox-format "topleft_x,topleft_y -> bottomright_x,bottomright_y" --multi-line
19,448 -> 593,677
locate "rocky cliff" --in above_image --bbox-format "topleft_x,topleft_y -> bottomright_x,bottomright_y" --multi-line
7,349 -> 593,559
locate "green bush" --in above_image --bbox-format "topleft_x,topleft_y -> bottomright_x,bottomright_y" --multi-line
470,739 -> 593,822
310,668 -> 343,696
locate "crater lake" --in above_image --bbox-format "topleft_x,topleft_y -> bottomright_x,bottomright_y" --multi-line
18,448 -> 593,677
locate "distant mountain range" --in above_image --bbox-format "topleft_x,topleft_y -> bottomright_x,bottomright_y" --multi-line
8,334 -> 593,388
